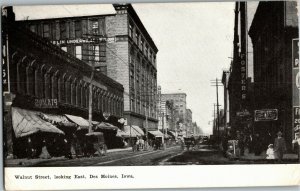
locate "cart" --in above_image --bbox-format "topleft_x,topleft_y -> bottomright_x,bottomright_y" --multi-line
85,132 -> 107,156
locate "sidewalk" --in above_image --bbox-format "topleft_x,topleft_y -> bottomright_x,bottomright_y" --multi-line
240,150 -> 299,161
5,147 -> 133,167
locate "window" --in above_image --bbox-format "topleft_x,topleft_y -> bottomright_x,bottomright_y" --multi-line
43,24 -> 50,38
145,45 -> 148,56
129,22 -> 133,38
95,66 -> 107,75
75,20 -> 82,38
99,43 -> 106,62
91,20 -> 99,34
52,23 -> 57,40
94,45 -> 100,62
60,21 -> 67,39
61,46 -> 67,52
140,38 -> 144,51
135,30 -> 140,45
75,46 -> 82,59
29,24 -> 37,33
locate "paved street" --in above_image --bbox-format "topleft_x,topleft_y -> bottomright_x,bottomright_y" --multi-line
6,144 -> 298,167
26,145 -> 182,167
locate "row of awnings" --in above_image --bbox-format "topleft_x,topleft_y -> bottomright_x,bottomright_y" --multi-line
12,107 -> 118,138
12,107 -> 177,139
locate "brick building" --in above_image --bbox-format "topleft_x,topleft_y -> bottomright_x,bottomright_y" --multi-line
2,7 -> 124,156
249,1 -> 298,149
17,4 -> 159,131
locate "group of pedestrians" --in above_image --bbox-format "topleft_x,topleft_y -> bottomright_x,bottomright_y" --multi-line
222,129 -> 300,162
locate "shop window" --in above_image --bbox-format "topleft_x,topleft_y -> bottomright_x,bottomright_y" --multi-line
43,23 -> 50,39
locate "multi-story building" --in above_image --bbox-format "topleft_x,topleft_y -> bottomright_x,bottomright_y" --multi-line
17,4 -> 159,131
161,93 -> 187,124
185,108 -> 193,135
249,1 -> 298,149
2,7 -> 124,155
228,2 -> 258,136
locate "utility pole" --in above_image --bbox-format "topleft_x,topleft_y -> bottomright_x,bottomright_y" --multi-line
211,79 -> 222,143
88,22 -> 99,133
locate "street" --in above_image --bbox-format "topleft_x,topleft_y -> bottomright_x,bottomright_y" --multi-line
6,144 -> 297,167
29,145 -> 182,167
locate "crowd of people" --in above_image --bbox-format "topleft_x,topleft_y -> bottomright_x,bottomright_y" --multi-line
221,130 -> 300,162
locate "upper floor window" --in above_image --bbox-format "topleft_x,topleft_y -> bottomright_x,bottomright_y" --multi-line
43,24 -> 50,38
129,22 -> 133,38
91,20 -> 99,34
75,20 -> 82,38
140,38 -> 144,51
29,24 -> 37,33
61,46 -> 67,52
135,30 -> 140,45
75,46 -> 82,60
60,21 -> 67,39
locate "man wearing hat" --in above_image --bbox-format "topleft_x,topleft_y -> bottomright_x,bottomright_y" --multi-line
292,132 -> 300,162
274,131 -> 286,162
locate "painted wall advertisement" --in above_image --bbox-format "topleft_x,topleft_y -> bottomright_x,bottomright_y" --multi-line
292,38 -> 299,133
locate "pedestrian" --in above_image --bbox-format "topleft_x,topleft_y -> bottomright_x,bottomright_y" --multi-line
266,144 -> 275,159
237,131 -> 245,156
221,134 -> 228,157
253,133 -> 262,156
274,131 -> 286,162
39,138 -> 51,159
292,132 -> 300,163
26,137 -> 34,159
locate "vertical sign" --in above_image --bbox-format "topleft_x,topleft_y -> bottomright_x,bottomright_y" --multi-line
292,38 -> 299,133
2,9 -> 10,94
241,53 -> 247,101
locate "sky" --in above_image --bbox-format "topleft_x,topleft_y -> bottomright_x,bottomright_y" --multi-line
14,2 -> 235,134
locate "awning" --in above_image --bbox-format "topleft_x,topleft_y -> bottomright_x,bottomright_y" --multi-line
148,130 -> 164,137
65,114 -> 89,129
118,125 -> 144,137
38,113 -> 76,127
12,107 -> 65,138
168,131 -> 176,138
95,122 -> 118,131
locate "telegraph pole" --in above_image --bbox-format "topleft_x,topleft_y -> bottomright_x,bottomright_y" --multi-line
211,78 -> 222,143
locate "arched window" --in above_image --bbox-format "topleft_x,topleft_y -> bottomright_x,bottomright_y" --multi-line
52,71 -> 59,100
65,77 -> 71,104
44,69 -> 52,99
26,64 -> 35,96
76,82 -> 82,107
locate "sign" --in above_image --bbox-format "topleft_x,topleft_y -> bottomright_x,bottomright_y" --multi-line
35,99 -> 58,108
254,109 -> 278,122
240,53 -> 247,101
293,39 -> 299,132
51,37 -> 115,46
236,110 -> 250,117
293,107 -> 300,132
2,24 -> 10,93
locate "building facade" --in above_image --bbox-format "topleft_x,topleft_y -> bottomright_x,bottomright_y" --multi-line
17,4 -> 159,131
228,2 -> 257,137
2,7 -> 124,155
249,1 -> 298,149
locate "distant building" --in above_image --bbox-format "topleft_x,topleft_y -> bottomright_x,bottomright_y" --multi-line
17,4 -> 159,131
161,93 -> 187,124
249,1 -> 298,149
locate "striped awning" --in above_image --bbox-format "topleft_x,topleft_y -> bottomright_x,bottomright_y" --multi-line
12,107 -> 65,138
65,114 -> 89,129
148,130 -> 164,137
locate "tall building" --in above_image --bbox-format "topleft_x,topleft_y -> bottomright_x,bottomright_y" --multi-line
249,1 -> 298,149
17,4 -> 159,131
185,108 -> 193,135
2,7 -> 124,155
228,2 -> 258,136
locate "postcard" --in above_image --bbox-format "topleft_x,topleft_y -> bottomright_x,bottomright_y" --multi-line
2,1 -> 300,190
